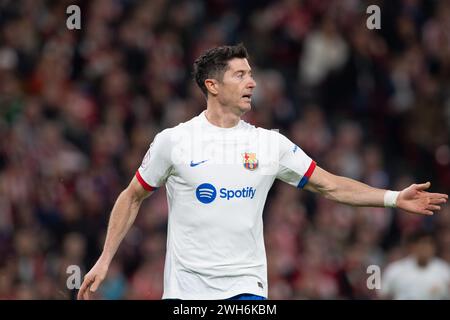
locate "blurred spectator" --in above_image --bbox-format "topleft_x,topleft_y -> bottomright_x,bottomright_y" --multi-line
380,230 -> 450,299
300,15 -> 349,88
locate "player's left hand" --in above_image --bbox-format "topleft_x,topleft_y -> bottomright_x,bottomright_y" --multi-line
397,182 -> 448,215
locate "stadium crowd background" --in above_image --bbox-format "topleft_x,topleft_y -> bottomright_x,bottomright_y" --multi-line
0,0 -> 449,299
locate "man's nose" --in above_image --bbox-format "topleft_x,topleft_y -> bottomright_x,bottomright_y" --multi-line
247,78 -> 256,88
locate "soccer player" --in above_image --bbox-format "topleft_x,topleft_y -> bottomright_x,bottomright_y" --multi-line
77,44 -> 448,300
379,230 -> 450,299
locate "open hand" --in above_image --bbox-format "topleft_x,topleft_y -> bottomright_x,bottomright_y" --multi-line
77,260 -> 109,300
397,182 -> 448,215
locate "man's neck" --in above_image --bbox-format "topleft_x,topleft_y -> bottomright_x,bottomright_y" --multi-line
205,102 -> 241,128
415,256 -> 431,269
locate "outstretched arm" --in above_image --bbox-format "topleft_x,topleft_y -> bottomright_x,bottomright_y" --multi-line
304,166 -> 448,215
77,176 -> 153,300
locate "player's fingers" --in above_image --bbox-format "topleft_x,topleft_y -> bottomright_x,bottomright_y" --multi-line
77,281 -> 89,300
424,191 -> 449,198
432,193 -> 448,200
415,182 -> 431,191
83,287 -> 91,300
429,198 -> 447,205
89,276 -> 102,293
421,209 -> 434,216
426,205 -> 441,211
77,287 -> 84,300
77,276 -> 94,300
84,280 -> 96,300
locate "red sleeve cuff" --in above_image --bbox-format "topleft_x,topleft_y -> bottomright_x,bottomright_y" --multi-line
297,160 -> 316,189
135,170 -> 157,191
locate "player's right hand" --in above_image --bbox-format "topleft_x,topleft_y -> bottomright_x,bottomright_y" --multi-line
77,260 -> 109,300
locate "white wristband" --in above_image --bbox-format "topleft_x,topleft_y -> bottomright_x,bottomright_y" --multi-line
384,190 -> 400,208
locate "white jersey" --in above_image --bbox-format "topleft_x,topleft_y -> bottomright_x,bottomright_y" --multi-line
136,111 -> 316,299
381,257 -> 450,300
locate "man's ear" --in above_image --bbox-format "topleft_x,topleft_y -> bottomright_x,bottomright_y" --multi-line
205,79 -> 219,96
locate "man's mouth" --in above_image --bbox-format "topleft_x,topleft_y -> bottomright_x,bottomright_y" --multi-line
242,94 -> 252,100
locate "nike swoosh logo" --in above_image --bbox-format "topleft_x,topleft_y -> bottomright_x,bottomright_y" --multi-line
190,160 -> 208,167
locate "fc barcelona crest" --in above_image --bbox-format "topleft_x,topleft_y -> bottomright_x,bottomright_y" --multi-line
243,152 -> 258,171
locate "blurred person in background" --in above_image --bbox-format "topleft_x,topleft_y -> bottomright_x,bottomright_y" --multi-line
380,230 -> 450,299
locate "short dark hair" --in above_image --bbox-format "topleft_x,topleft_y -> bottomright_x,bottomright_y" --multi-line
193,43 -> 249,96
407,229 -> 435,245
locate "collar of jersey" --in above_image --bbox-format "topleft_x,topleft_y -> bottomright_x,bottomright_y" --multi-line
199,110 -> 242,131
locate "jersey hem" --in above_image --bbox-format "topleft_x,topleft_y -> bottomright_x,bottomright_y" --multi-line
162,286 -> 268,300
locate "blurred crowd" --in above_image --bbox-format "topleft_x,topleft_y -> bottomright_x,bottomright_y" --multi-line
0,0 -> 449,299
